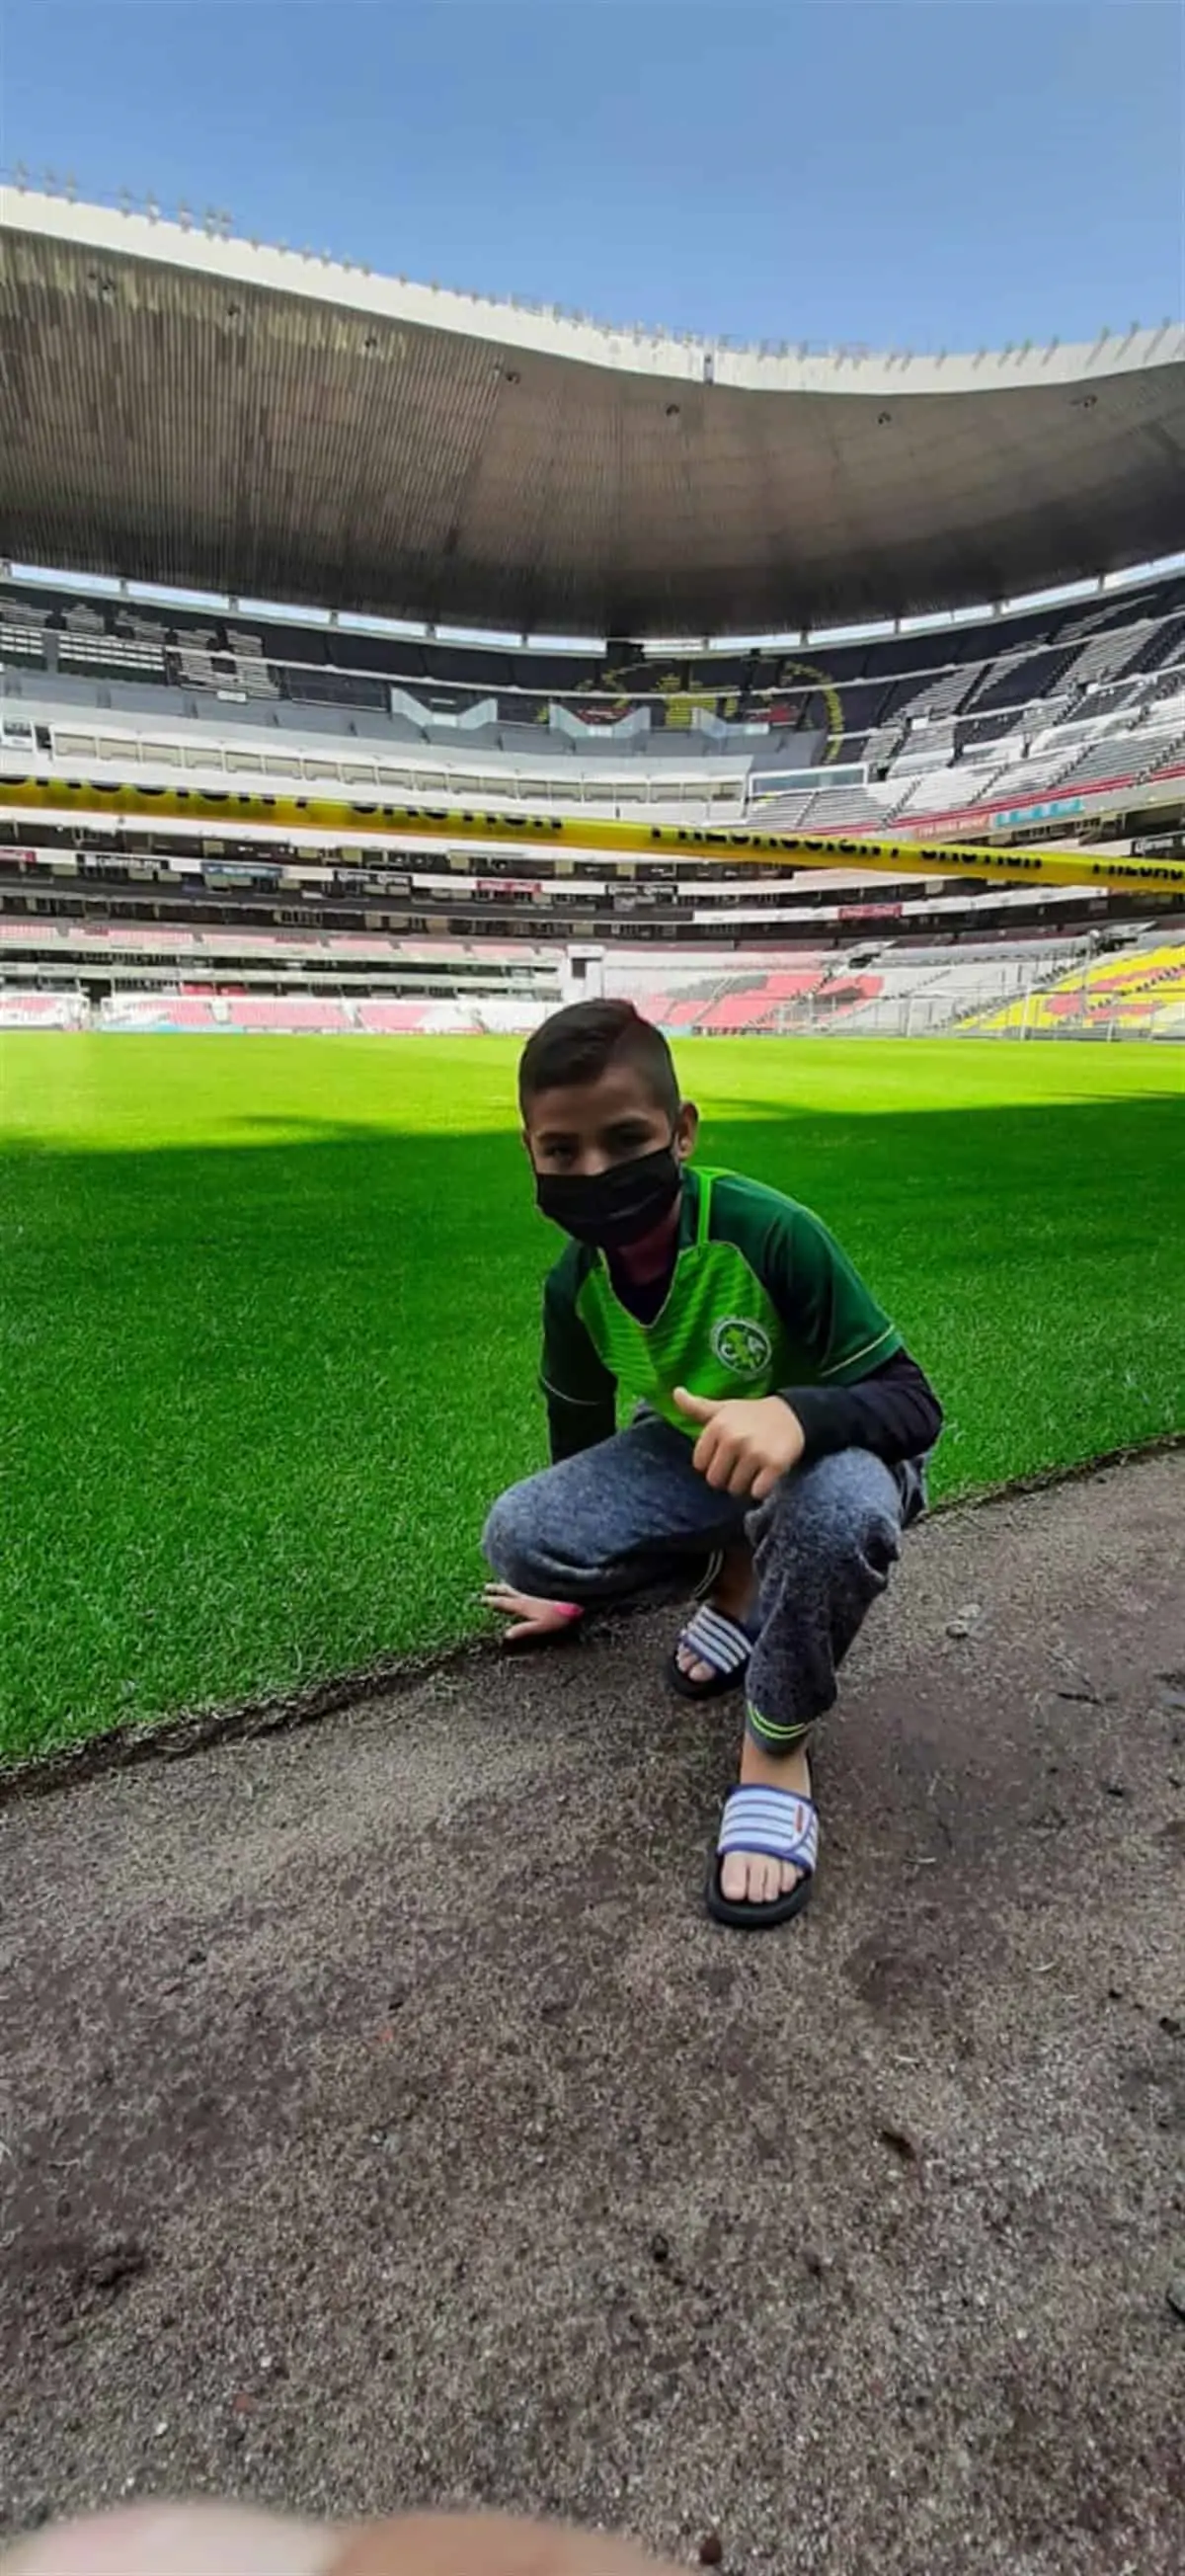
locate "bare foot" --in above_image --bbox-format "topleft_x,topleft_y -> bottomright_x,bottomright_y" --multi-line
719,1734 -> 813,1906
675,1540 -> 754,1685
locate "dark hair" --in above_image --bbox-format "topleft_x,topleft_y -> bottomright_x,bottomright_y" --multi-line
518,1000 -> 679,1120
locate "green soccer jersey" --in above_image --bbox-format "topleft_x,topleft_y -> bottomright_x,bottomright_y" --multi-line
540,1164 -> 902,1442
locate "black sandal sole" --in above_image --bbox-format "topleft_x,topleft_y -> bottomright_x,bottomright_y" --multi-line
705,1866 -> 814,1931
667,1650 -> 750,1704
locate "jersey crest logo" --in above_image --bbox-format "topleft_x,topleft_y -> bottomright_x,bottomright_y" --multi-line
711,1316 -> 773,1377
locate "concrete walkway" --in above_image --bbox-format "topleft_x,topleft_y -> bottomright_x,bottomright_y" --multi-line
2,1455 -> 1183,2575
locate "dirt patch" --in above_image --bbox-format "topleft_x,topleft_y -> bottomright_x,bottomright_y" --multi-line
2,1456 -> 1184,2574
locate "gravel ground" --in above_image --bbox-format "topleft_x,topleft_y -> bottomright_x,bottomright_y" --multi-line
2,1455 -> 1183,2576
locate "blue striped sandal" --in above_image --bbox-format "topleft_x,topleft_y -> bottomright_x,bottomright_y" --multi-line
706,1783 -> 819,1930
668,1601 -> 757,1702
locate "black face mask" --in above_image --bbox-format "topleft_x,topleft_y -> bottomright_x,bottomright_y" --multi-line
535,1145 -> 682,1249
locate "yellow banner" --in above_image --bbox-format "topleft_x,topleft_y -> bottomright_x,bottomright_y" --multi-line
3,770 -> 1185,895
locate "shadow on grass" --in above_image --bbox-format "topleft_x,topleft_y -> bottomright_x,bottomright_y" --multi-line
2,1089 -> 1182,1756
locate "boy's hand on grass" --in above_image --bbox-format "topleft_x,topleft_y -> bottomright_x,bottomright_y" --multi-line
483,1582 -> 584,1645
673,1389 -> 805,1500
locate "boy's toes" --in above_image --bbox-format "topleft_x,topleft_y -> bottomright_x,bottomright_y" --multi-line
719,1850 -> 749,1903
719,1850 -> 802,1905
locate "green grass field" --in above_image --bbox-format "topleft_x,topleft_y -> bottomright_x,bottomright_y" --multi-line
2,1033 -> 1181,1762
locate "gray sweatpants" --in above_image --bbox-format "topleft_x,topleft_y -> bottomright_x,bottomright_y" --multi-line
483,1414 -> 922,1752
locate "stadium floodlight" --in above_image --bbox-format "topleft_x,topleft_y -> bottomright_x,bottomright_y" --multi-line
65,171 -> 78,201
177,201 -> 192,229
145,194 -> 159,223
118,187 -> 133,215
42,167 -> 58,193
13,162 -> 30,189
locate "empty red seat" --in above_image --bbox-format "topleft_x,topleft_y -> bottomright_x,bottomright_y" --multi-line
760,971 -> 823,1000
700,993 -> 777,1031
226,999 -> 347,1032
356,1002 -> 433,1032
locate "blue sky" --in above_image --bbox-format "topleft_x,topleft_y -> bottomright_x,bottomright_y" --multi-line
1,0 -> 1180,351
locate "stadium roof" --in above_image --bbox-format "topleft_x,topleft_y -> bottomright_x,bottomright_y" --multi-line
2,184 -> 1183,641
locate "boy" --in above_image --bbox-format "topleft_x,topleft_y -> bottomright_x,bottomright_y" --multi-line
483,1000 -> 941,1930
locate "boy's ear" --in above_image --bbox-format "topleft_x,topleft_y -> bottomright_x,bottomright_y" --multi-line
675,1101 -> 699,1158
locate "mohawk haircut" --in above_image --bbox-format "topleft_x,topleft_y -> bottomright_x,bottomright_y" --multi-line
518,1000 -> 680,1121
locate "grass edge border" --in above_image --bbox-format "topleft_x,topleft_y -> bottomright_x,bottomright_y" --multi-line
4,1431 -> 1181,1811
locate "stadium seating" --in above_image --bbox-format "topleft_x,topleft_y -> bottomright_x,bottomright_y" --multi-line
356,1001 -> 434,1033
0,988 -> 86,1027
101,994 -> 219,1030
697,992 -> 780,1033
604,939 -> 1179,1038
8,926 -> 1181,1040
966,943 -> 1185,1036
224,998 -> 351,1033
6,664 -> 1184,839
4,562 -> 1184,1045
6,563 -> 1185,844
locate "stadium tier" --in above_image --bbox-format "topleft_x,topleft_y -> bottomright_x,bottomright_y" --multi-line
5,933 -> 1183,1039
5,555 -> 1185,1031
4,566 -> 1185,837
2,628 -> 1185,1030
963,941 -> 1185,1036
2,185 -> 1184,1037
